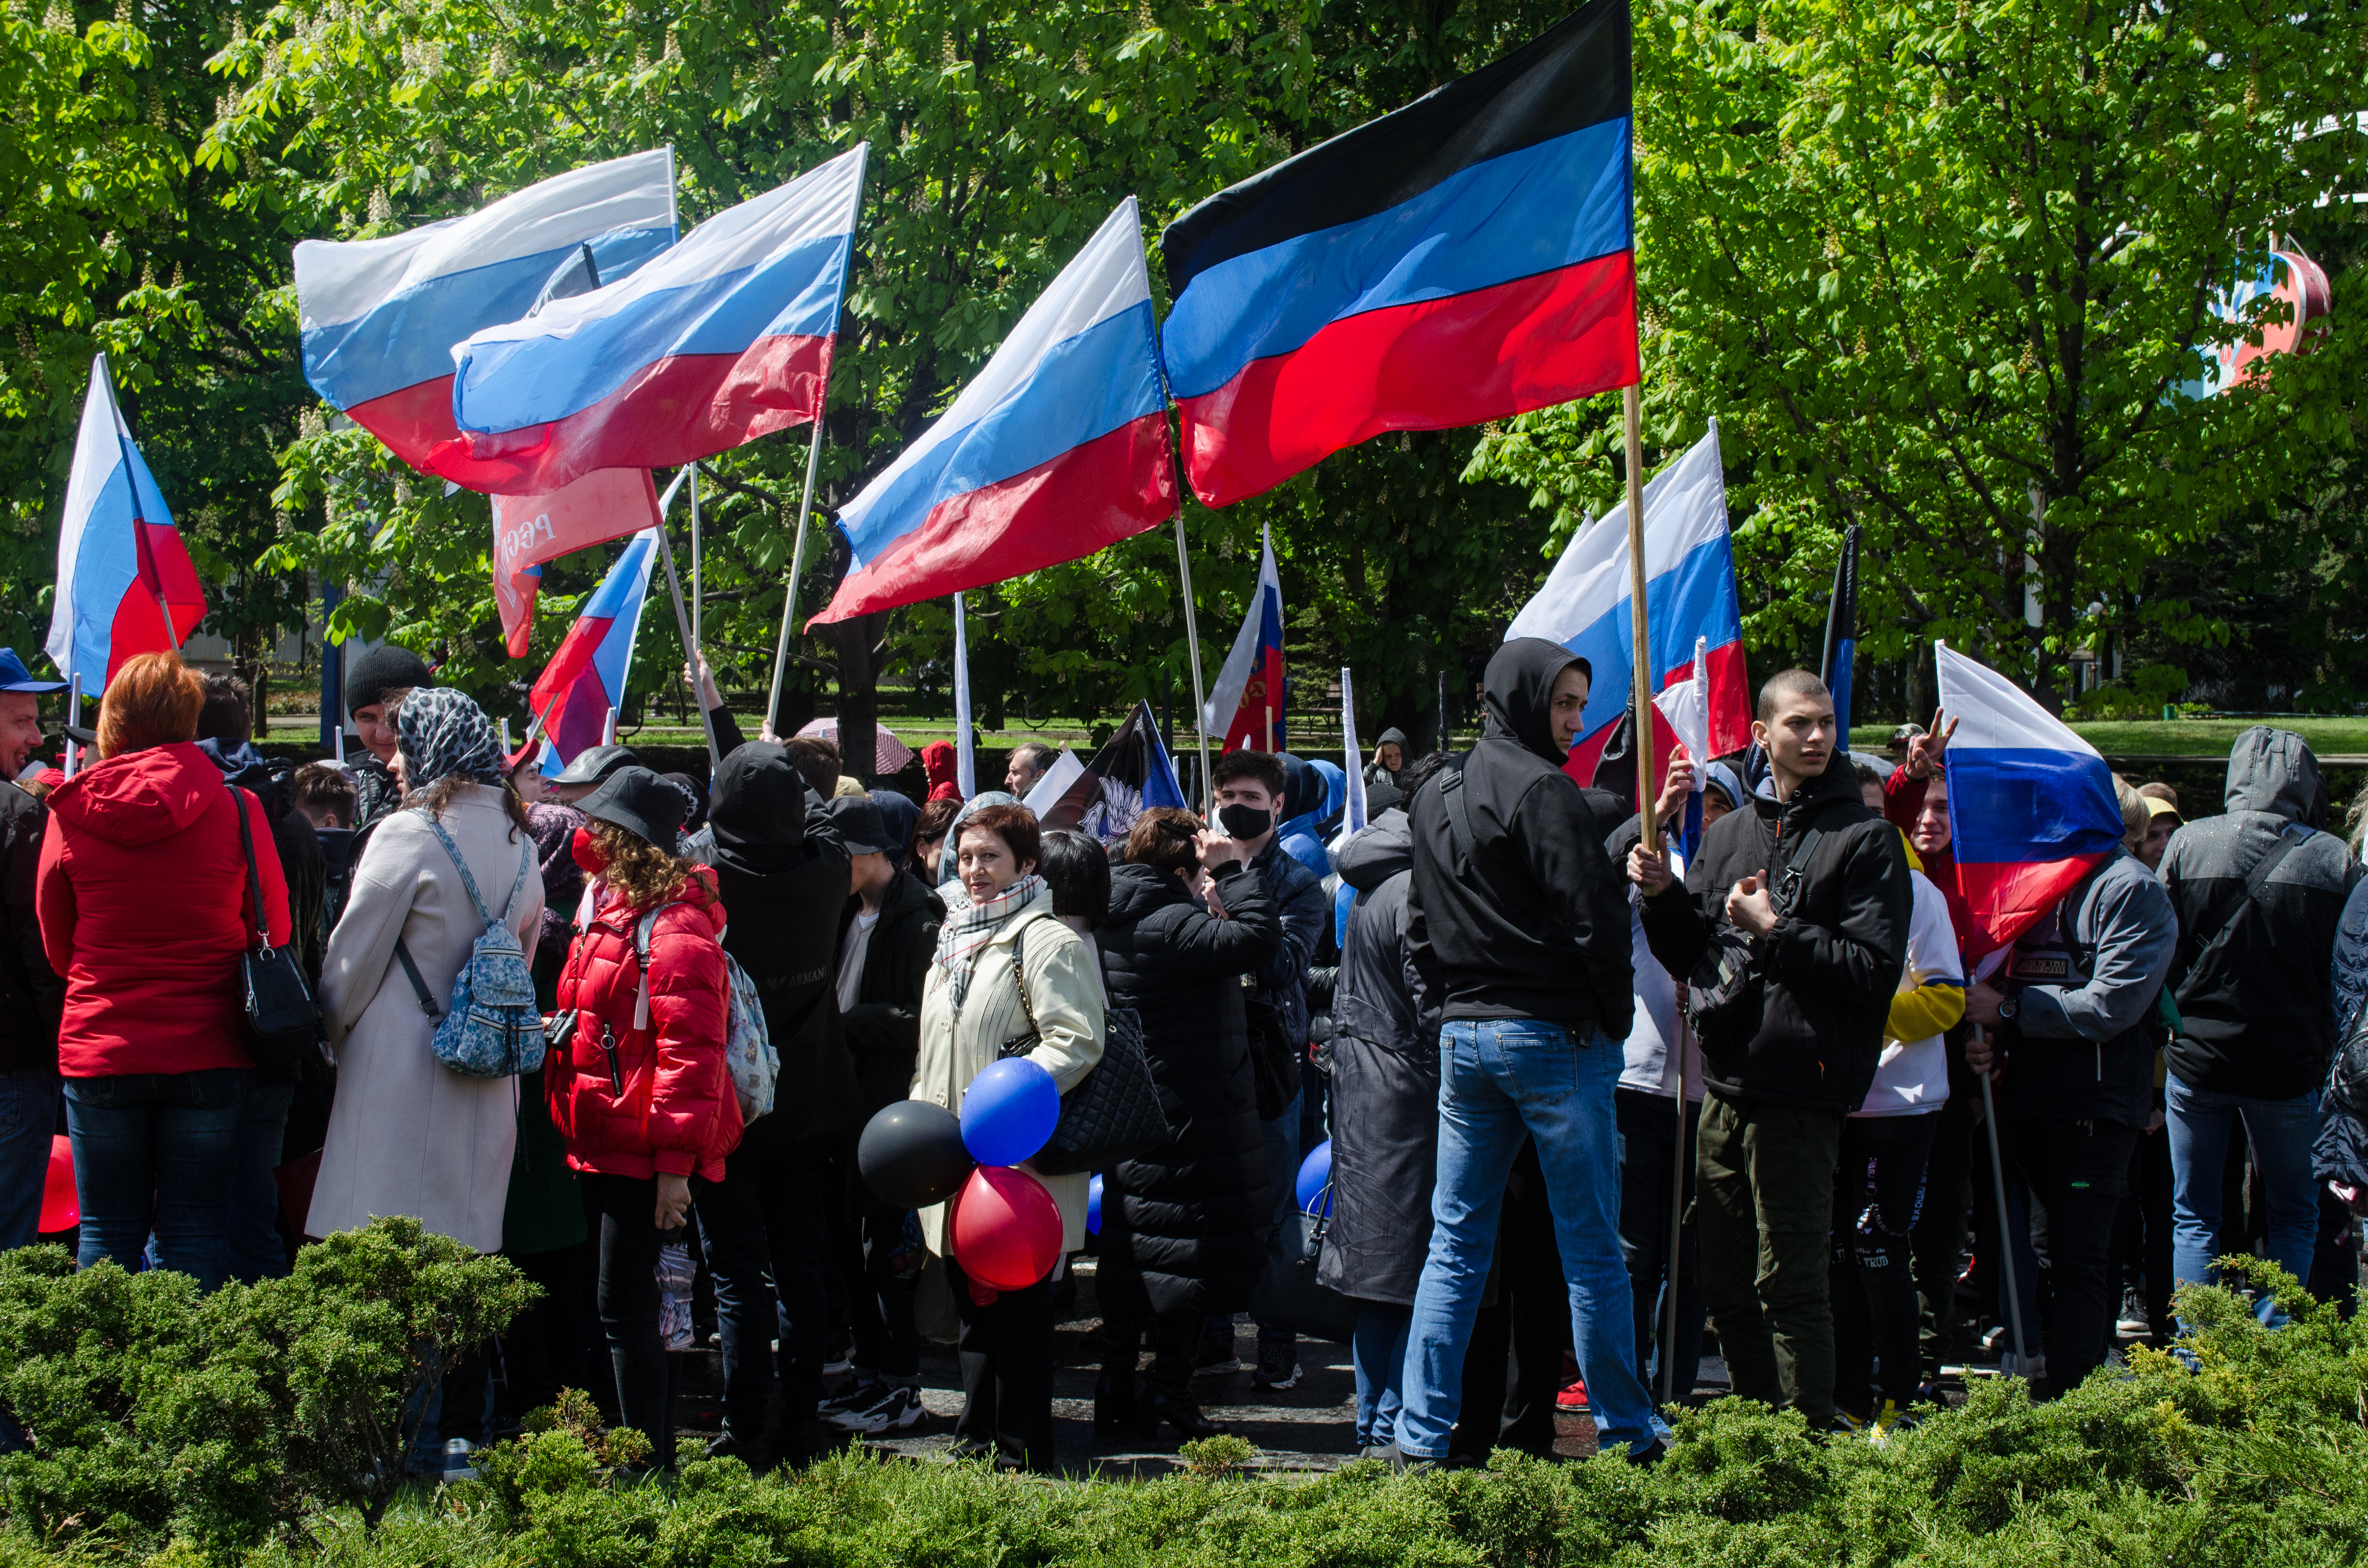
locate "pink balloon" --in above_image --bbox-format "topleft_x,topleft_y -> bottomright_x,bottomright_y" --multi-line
950,1165 -> 1062,1291
39,1135 -> 76,1233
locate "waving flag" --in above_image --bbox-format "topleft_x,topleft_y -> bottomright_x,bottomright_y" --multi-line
814,197 -> 1176,623
46,355 -> 206,686
1935,641 -> 2125,951
1159,0 -> 1634,507
493,468 -> 667,658
1032,702 -> 1188,848
1202,528 -> 1286,752
1506,421 -> 1747,781
1820,524 -> 1860,752
530,530 -> 659,769
293,150 -> 678,479
444,146 -> 867,495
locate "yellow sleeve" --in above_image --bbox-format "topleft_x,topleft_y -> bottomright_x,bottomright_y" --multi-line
1888,981 -> 1965,1045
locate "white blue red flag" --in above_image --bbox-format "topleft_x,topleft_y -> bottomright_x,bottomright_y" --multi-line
1505,420 -> 1748,780
293,150 -> 678,480
529,529 -> 659,770
446,145 -> 868,496
1202,527 -> 1285,753
813,197 -> 1177,623
47,354 -> 206,686
1935,640 -> 2126,951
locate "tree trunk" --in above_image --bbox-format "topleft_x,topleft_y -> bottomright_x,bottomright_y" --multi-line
1907,637 -> 1936,724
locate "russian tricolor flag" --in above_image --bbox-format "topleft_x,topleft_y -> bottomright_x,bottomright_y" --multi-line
46,355 -> 206,687
1505,421 -> 1750,781
1158,0 -> 1635,508
293,150 -> 678,480
529,529 -> 659,770
813,197 -> 1177,623
1935,641 -> 2127,952
1201,529 -> 1286,753
445,146 -> 867,496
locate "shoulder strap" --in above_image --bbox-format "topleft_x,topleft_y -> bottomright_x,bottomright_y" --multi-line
393,940 -> 443,1018
1436,767 -> 1477,872
411,807 -> 507,929
1008,918 -> 1041,1036
228,784 -> 268,955
633,906 -> 663,1031
2187,826 -> 2308,962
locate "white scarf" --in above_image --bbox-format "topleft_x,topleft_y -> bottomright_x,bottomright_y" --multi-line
933,873 -> 1046,1021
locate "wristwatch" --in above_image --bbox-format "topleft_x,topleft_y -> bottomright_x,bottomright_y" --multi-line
1998,993 -> 2019,1021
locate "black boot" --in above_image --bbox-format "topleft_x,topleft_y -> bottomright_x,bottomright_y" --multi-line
1093,1366 -> 1136,1436
1138,1385 -> 1224,1439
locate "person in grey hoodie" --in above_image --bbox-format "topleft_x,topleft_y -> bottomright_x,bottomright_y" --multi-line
2157,727 -> 2360,1312
1365,728 -> 1409,793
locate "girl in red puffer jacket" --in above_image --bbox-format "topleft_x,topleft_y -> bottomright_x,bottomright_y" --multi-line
548,767 -> 739,1469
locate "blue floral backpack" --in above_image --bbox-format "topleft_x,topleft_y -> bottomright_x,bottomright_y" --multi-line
393,811 -> 544,1078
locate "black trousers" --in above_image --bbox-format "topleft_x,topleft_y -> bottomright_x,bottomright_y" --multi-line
1910,1089 -> 1978,1381
1831,1113 -> 1939,1414
589,1173 -> 680,1467
1449,1138 -> 1566,1460
2106,1112 -> 2174,1343
946,1258 -> 1057,1470
1616,1087 -> 1703,1402
500,1245 -> 585,1424
2001,1117 -> 2135,1399
694,1149 -> 836,1446
1103,1309 -> 1203,1398
835,1155 -> 923,1381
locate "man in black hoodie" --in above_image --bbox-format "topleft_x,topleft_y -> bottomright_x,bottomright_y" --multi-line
692,742 -> 853,1470
1632,670 -> 1910,1430
1395,639 -> 1653,1463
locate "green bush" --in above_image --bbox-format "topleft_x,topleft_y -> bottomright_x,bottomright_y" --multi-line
0,1217 -> 534,1553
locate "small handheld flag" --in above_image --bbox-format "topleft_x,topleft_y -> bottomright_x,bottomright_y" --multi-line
529,530 -> 661,771
814,197 -> 1176,623
444,146 -> 868,495
1935,641 -> 2125,952
1202,528 -> 1286,753
294,149 -> 678,478
47,354 -> 206,687
1159,0 -> 1635,507
1820,525 -> 1860,752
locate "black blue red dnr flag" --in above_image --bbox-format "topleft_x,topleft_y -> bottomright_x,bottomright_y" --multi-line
1158,0 -> 1636,507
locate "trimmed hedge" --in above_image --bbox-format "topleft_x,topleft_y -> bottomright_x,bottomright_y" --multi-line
0,1233 -> 2361,1568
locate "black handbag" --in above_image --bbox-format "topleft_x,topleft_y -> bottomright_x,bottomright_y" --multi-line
230,784 -> 321,1068
998,922 -> 1172,1175
1248,1189 -> 1359,1341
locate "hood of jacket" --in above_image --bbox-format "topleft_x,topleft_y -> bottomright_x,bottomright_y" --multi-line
1334,808 -> 1413,894
1482,638 -> 1588,765
707,742 -> 806,874
1375,726 -> 1409,754
1752,747 -> 1865,827
47,742 -> 223,849
195,737 -> 290,815
871,788 -> 919,870
1107,858 -> 1192,925
2224,724 -> 2321,824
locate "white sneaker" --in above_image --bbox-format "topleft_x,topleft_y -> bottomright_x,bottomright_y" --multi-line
832,1385 -> 924,1434
441,1437 -> 479,1482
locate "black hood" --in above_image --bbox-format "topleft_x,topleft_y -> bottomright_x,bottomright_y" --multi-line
708,742 -> 807,874
1106,858 -> 1191,924
1334,808 -> 1413,894
1482,638 -> 1590,765
1375,726 -> 1409,753
1278,753 -> 1325,821
195,737 -> 287,816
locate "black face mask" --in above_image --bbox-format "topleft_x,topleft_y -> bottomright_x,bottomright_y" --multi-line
1219,803 -> 1272,841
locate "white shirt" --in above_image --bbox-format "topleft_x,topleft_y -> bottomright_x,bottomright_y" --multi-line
1855,867 -> 1962,1117
837,909 -> 880,1013
1620,880 -> 1704,1102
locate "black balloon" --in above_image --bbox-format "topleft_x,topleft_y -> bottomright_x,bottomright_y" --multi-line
857,1100 -> 976,1210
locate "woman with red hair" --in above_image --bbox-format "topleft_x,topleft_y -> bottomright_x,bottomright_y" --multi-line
36,651 -> 292,1291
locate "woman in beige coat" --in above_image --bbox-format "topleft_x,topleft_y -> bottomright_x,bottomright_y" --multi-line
311,689 -> 544,1254
910,804 -> 1102,1471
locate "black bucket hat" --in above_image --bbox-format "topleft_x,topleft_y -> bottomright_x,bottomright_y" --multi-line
576,765 -> 687,849
551,743 -> 638,788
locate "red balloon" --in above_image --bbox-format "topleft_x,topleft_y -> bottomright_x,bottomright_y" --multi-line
949,1165 -> 1062,1291
39,1135 -> 76,1233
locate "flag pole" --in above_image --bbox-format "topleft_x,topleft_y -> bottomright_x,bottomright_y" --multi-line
1624,383 -> 1654,845
952,591 -> 977,798
655,523 -> 722,775
766,417 -> 828,736
689,462 -> 703,654
1172,510 -> 1214,811
62,674 -> 81,779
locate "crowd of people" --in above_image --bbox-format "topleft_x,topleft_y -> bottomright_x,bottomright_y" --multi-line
0,635 -> 2362,1477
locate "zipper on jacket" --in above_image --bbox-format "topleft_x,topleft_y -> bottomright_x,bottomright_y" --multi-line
598,1018 -> 624,1095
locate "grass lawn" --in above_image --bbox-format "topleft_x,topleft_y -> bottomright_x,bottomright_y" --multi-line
1853,716 -> 2368,758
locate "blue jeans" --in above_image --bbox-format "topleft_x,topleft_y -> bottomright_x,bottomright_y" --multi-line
225,1080 -> 296,1284
0,1068 -> 61,1251
1352,1301 -> 1411,1446
63,1068 -> 252,1292
1398,1019 -> 1652,1457
2165,1073 -> 2320,1321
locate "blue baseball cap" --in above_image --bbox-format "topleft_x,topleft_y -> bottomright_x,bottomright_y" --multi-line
0,649 -> 66,695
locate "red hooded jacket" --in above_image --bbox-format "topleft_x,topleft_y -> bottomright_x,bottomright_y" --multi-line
920,741 -> 962,804
37,742 -> 293,1078
549,869 -> 741,1180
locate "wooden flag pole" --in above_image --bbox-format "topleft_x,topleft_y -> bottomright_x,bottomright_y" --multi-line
1172,511 -> 1214,811
766,416 -> 828,736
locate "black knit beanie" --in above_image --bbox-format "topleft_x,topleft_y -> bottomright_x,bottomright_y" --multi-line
344,643 -> 435,718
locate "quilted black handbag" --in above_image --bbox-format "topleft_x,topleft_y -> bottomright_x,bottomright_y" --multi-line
230,785 -> 321,1068
999,922 -> 1171,1175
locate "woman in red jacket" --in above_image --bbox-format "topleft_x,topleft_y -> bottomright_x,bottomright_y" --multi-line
549,766 -> 739,1469
36,652 -> 291,1292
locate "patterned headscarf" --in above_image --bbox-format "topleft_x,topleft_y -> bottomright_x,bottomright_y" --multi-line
395,687 -> 506,790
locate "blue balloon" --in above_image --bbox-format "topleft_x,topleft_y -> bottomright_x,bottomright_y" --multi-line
1296,1139 -> 1333,1217
1087,1173 -> 1104,1236
960,1056 -> 1061,1168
